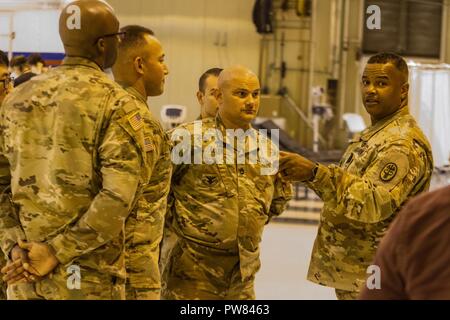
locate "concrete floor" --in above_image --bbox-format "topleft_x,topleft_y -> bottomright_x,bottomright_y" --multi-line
255,222 -> 336,300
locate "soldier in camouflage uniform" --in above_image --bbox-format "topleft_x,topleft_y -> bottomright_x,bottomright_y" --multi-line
0,49 -> 12,300
279,53 -> 433,300
0,1 -> 152,300
159,67 -> 223,278
161,66 -> 292,300
112,25 -> 171,300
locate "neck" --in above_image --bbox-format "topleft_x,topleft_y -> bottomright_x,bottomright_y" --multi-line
200,108 -> 207,119
65,48 -> 104,70
131,78 -> 147,98
219,113 -> 250,130
371,104 -> 407,125
116,76 -> 147,98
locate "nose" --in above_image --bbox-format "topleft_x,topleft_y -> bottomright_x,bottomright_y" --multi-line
164,63 -> 169,76
365,83 -> 377,95
246,95 -> 256,108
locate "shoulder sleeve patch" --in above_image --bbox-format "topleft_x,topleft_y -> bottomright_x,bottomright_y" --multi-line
127,111 -> 144,131
380,163 -> 398,182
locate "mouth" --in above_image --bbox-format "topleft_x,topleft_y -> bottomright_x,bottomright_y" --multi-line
365,98 -> 379,106
243,109 -> 256,115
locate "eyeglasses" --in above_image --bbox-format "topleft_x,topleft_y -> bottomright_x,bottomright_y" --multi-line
94,32 -> 126,45
0,75 -> 12,88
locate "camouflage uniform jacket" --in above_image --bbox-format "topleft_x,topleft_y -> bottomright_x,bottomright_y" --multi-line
0,57 -> 152,279
166,117 -> 292,281
123,86 -> 172,292
306,107 -> 433,291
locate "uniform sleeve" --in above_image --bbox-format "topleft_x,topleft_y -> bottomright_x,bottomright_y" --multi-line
0,115 -> 26,258
125,130 -> 168,292
307,141 -> 431,223
268,174 -> 293,220
48,108 -> 144,265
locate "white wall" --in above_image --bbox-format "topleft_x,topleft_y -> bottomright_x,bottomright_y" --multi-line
2,0 -> 448,143
0,9 -> 63,53
1,0 -> 261,123
107,0 -> 261,123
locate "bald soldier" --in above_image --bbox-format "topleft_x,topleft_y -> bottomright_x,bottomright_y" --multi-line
280,53 -> 433,300
0,1 -> 152,299
112,25 -> 171,300
161,65 -> 292,300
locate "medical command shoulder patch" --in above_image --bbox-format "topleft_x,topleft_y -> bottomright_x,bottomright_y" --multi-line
380,163 -> 398,182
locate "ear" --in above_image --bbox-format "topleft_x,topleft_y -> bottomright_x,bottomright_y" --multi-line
401,82 -> 409,101
134,57 -> 144,75
212,88 -> 221,101
196,91 -> 203,105
96,38 -> 106,55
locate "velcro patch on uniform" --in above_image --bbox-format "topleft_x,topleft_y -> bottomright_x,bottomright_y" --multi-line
144,135 -> 154,152
380,163 -> 398,182
127,111 -> 144,131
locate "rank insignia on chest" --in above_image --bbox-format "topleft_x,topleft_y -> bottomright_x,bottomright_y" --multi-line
380,163 -> 398,182
202,174 -> 218,186
127,111 -> 144,131
144,136 -> 154,152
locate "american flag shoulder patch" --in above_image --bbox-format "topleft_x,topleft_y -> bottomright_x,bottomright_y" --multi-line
127,111 -> 144,131
144,135 -> 154,152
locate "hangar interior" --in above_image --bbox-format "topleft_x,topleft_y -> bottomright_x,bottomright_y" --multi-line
0,0 -> 449,299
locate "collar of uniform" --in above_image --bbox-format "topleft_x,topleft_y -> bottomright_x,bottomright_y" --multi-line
214,115 -> 259,154
359,106 -> 410,142
125,86 -> 148,105
62,56 -> 103,71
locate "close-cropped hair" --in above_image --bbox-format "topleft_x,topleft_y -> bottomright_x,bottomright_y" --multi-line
367,52 -> 409,79
198,68 -> 223,92
119,25 -> 155,52
0,50 -> 9,67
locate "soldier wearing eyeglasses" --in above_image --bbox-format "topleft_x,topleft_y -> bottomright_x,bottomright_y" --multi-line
0,1 -> 152,300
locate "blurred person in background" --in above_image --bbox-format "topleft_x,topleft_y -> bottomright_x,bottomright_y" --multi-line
360,185 -> 450,300
196,67 -> 222,120
10,55 -> 36,87
27,53 -> 47,75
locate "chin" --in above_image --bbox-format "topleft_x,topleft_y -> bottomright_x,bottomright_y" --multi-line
240,115 -> 256,125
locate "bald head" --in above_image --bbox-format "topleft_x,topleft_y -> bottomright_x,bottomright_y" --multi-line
59,0 -> 120,68
218,65 -> 258,90
217,65 -> 260,129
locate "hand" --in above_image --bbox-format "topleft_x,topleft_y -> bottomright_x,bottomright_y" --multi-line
17,240 -> 59,278
279,151 -> 317,182
1,244 -> 35,285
